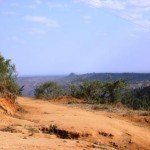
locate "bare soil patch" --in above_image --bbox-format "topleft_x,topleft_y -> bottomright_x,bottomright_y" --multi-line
0,97 -> 149,150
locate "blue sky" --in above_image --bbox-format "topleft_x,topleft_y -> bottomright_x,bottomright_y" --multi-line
0,0 -> 150,75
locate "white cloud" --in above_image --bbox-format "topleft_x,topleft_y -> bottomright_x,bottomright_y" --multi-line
76,0 -> 125,10
28,0 -> 42,9
127,0 -> 150,8
76,0 -> 150,10
47,2 -> 69,9
34,0 -> 42,5
120,12 -> 150,29
28,0 -> 43,9
76,0 -> 150,30
24,16 -> 60,28
28,1 -> 69,10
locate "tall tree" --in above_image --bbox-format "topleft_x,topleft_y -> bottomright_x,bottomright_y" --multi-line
0,53 -> 21,96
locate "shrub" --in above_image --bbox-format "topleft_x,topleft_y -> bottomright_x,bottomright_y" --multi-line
122,86 -> 150,110
69,79 -> 126,104
69,81 -> 104,103
0,53 -> 21,98
34,81 -> 63,100
103,79 -> 126,103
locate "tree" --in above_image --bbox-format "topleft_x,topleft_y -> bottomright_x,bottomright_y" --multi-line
0,53 -> 21,97
69,81 -> 105,103
69,79 -> 126,104
122,86 -> 150,110
34,81 -> 63,100
104,79 -> 126,103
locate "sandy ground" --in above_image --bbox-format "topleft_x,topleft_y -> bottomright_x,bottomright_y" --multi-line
0,97 -> 150,150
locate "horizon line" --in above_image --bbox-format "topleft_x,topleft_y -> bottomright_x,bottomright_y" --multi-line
18,72 -> 150,77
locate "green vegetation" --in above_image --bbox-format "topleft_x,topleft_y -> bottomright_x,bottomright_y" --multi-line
69,79 -> 126,104
34,81 -> 63,100
122,86 -> 150,110
69,80 -> 150,110
34,79 -> 150,110
0,53 -> 22,99
69,81 -> 104,103
0,53 -> 149,111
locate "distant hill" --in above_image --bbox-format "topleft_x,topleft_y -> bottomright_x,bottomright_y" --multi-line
62,73 -> 150,83
18,73 -> 150,97
17,76 -> 65,97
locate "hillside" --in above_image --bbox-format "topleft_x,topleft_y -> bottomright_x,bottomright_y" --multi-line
0,97 -> 149,150
18,73 -> 150,97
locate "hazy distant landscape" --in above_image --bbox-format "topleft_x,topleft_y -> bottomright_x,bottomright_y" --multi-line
18,73 -> 150,97
17,75 -> 65,96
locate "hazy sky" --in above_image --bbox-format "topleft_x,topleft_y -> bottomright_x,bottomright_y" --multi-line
0,0 -> 150,75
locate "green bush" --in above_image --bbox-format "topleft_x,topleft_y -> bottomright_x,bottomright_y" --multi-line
34,81 -> 63,100
69,79 -> 126,103
0,53 -> 21,97
103,79 -> 126,103
122,87 -> 150,110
